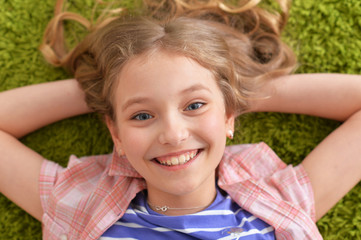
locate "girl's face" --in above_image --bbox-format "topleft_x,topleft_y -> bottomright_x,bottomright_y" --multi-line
107,50 -> 234,205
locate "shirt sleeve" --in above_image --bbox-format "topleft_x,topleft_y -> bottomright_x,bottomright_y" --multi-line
257,143 -> 316,222
38,159 -> 65,216
266,162 -> 316,222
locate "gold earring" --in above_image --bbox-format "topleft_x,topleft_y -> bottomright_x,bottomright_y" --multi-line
228,130 -> 234,139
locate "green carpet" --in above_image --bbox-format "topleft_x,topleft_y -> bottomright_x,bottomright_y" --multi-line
0,0 -> 360,239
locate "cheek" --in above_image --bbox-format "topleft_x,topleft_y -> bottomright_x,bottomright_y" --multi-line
119,127 -> 151,160
196,109 -> 228,142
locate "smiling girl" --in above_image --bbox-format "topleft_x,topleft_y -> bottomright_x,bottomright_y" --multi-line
1,0 -> 361,239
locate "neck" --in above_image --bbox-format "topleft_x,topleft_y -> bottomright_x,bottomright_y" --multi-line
146,174 -> 217,216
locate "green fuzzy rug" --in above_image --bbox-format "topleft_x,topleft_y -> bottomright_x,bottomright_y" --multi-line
0,0 -> 360,239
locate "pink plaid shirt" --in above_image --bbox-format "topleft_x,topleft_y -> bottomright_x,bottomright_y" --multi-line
39,142 -> 322,240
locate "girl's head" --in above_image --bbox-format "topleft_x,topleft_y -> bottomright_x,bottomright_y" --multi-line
41,0 -> 296,122
40,0 -> 297,205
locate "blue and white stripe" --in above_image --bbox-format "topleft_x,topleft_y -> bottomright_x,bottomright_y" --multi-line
100,189 -> 275,239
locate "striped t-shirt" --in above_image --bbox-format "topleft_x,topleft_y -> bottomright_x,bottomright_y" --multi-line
100,188 -> 275,239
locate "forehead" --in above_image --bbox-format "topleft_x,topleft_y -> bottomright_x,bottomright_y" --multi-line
119,50 -> 213,85
114,50 -> 223,105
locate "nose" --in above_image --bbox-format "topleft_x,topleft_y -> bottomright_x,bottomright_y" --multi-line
158,114 -> 189,146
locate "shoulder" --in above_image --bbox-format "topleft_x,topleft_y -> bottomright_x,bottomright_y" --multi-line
218,143 -> 316,224
40,154 -> 146,239
40,153 -> 114,188
39,154 -> 115,209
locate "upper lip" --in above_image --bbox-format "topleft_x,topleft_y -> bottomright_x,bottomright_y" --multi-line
152,149 -> 200,160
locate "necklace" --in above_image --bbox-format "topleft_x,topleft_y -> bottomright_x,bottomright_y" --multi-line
147,201 -> 209,212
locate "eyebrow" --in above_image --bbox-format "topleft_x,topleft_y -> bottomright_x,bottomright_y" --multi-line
180,84 -> 212,95
121,84 -> 212,111
121,96 -> 151,111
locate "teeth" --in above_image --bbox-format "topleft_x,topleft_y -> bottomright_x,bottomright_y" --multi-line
157,150 -> 198,166
179,155 -> 186,164
171,156 -> 178,165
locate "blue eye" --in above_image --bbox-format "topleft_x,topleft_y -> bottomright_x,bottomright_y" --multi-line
132,113 -> 153,121
185,102 -> 204,111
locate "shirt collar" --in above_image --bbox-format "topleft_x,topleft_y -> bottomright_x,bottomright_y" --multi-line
217,146 -> 251,186
108,148 -> 143,178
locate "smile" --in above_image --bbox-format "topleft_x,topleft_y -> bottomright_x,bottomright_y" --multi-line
155,149 -> 199,166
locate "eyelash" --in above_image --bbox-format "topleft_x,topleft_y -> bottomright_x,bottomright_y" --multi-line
131,113 -> 153,121
185,102 -> 205,111
131,102 -> 205,121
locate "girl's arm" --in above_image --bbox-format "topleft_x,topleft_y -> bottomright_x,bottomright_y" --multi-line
0,79 -> 90,221
251,73 -> 361,121
250,73 -> 361,220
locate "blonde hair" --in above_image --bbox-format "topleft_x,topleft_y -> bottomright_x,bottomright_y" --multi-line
40,0 -> 296,119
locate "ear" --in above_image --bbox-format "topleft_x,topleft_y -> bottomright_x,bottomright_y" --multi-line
105,116 -> 122,151
225,113 -> 235,139
226,113 -> 236,132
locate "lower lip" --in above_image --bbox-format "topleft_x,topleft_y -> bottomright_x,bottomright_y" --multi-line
153,150 -> 201,171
